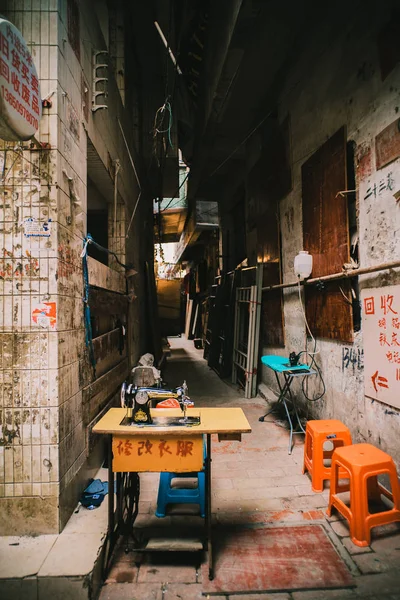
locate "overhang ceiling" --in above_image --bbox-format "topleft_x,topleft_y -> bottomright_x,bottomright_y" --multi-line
129,0 -> 320,241
183,0 -> 322,202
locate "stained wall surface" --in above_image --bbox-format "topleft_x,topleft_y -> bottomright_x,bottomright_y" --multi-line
257,3 -> 400,467
0,0 -> 151,534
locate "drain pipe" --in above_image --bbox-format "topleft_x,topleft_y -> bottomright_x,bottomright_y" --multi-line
113,159 -> 121,237
262,259 -> 400,292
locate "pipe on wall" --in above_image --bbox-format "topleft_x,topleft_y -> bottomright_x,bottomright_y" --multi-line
261,259 -> 400,292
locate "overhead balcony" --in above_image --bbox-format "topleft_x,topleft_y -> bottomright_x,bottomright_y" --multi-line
173,199 -> 219,264
154,166 -> 189,243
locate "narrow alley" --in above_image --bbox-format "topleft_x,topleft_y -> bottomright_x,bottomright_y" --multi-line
98,337 -> 400,600
1,0 -> 400,598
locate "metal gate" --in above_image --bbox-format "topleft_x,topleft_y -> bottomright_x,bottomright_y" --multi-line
232,265 -> 262,398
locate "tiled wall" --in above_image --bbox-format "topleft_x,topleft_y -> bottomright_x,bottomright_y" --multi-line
0,0 -> 147,534
0,0 -> 62,533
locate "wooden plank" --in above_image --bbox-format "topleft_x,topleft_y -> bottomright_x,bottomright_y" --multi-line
87,256 -> 126,294
93,407 -> 252,436
89,287 -> 129,338
185,298 -> 193,339
375,118 -> 400,170
92,328 -> 126,378
82,359 -> 129,424
89,287 -> 128,314
302,126 -> 353,343
112,434 -> 204,472
144,538 -> 203,551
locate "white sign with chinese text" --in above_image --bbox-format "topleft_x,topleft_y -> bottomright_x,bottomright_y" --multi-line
0,18 -> 42,140
362,285 -> 400,409
23,217 -> 52,237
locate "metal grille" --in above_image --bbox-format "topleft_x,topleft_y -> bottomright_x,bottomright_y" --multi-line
232,266 -> 262,398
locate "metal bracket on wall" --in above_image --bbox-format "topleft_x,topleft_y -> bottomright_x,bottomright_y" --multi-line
92,50 -> 109,112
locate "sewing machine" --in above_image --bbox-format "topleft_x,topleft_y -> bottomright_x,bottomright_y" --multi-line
120,380 -> 200,426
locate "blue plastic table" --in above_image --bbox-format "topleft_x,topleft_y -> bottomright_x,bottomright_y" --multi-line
259,355 -> 316,454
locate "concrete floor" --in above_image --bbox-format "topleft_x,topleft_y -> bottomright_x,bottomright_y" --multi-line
99,337 -> 400,600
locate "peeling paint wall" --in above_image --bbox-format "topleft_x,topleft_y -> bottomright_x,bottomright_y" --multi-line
0,0 -> 61,533
0,0 -> 152,534
259,2 -> 400,467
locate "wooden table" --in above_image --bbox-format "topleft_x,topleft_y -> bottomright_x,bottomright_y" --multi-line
93,407 -> 251,579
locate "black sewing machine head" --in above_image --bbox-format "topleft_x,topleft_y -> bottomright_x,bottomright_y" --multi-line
289,351 -> 301,367
120,381 -> 189,425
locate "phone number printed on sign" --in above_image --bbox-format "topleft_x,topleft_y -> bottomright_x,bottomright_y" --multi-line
112,435 -> 204,473
0,18 -> 42,140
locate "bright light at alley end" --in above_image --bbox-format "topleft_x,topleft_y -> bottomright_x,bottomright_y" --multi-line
0,18 -> 42,141
294,250 -> 313,279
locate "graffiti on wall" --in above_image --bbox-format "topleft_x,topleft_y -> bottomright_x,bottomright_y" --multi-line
363,171 -> 395,201
57,244 -> 80,278
341,347 -> 364,372
0,248 -> 39,279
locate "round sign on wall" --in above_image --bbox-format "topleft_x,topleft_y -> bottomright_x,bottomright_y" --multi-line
0,18 -> 42,141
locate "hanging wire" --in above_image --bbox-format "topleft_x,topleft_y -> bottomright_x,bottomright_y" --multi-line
153,0 -> 186,244
160,172 -> 189,212
81,234 -> 131,270
296,279 -> 326,402
153,98 -> 174,149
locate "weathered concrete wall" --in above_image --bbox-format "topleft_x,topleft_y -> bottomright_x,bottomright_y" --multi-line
0,0 -> 152,534
56,0 -> 152,530
258,2 -> 400,467
0,0 -> 61,534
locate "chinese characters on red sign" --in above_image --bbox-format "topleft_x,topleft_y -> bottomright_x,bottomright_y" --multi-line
116,439 -> 195,458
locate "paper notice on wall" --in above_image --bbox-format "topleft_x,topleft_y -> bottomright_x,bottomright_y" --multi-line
32,301 -> 57,329
362,285 -> 400,409
23,218 -> 52,237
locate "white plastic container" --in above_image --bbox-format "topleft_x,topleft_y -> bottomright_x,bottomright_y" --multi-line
294,250 -> 313,279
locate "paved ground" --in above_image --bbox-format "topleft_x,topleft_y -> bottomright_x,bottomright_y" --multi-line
99,337 -> 400,600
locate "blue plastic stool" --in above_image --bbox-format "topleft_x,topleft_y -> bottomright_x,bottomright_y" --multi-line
155,439 -> 207,518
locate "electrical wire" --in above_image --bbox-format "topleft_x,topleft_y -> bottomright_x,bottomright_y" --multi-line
296,279 -> 326,402
153,99 -> 174,146
339,284 -> 352,304
81,234 -> 131,271
297,279 -> 318,355
152,1 -> 185,245
160,172 -> 189,212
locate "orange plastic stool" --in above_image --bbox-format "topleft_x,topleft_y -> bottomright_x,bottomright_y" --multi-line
302,420 -> 352,492
327,443 -> 400,547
